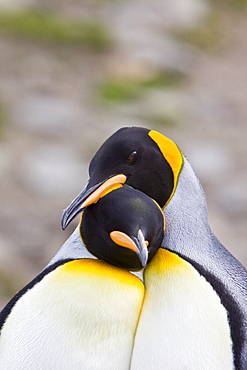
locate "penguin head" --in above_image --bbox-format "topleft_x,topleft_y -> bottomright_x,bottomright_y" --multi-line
87,127 -> 174,206
80,185 -> 165,271
62,127 -> 183,229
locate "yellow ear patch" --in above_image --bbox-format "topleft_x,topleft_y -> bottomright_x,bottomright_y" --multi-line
148,130 -> 183,206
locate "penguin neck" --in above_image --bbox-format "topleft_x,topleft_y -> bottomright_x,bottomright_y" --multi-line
163,156 -> 212,259
162,156 -> 247,322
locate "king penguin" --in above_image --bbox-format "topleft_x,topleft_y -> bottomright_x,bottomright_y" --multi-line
60,127 -> 247,370
0,184 -> 164,369
0,126 -> 246,369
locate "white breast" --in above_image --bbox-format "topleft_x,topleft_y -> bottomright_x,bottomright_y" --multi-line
0,259 -> 144,370
131,249 -> 234,370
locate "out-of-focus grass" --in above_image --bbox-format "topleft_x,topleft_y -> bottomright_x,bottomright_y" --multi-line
147,114 -> 178,127
176,1 -> 247,50
140,71 -> 186,89
174,12 -> 222,51
99,79 -> 140,103
0,9 -> 111,49
227,0 -> 247,10
98,70 -> 186,104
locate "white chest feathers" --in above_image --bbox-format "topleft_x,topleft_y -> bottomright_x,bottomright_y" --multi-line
0,252 -> 234,370
131,249 -> 234,370
0,259 -> 144,370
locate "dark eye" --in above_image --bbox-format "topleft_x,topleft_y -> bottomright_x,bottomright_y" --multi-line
126,151 -> 137,164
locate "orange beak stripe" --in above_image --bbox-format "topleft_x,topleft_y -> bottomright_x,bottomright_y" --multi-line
81,174 -> 127,209
110,231 -> 138,253
110,231 -> 149,253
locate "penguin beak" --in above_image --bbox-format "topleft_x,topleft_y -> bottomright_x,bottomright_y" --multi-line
110,229 -> 149,268
61,174 -> 127,230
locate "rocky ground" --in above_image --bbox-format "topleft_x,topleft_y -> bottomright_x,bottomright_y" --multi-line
0,0 -> 246,308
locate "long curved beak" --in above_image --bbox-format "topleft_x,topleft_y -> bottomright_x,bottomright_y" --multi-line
61,174 -> 127,230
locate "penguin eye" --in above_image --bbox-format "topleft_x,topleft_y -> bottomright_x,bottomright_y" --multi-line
126,151 -> 137,164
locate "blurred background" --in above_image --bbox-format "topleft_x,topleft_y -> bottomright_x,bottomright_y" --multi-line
0,0 -> 246,308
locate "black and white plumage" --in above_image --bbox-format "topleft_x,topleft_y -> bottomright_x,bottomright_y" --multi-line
0,127 -> 246,369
